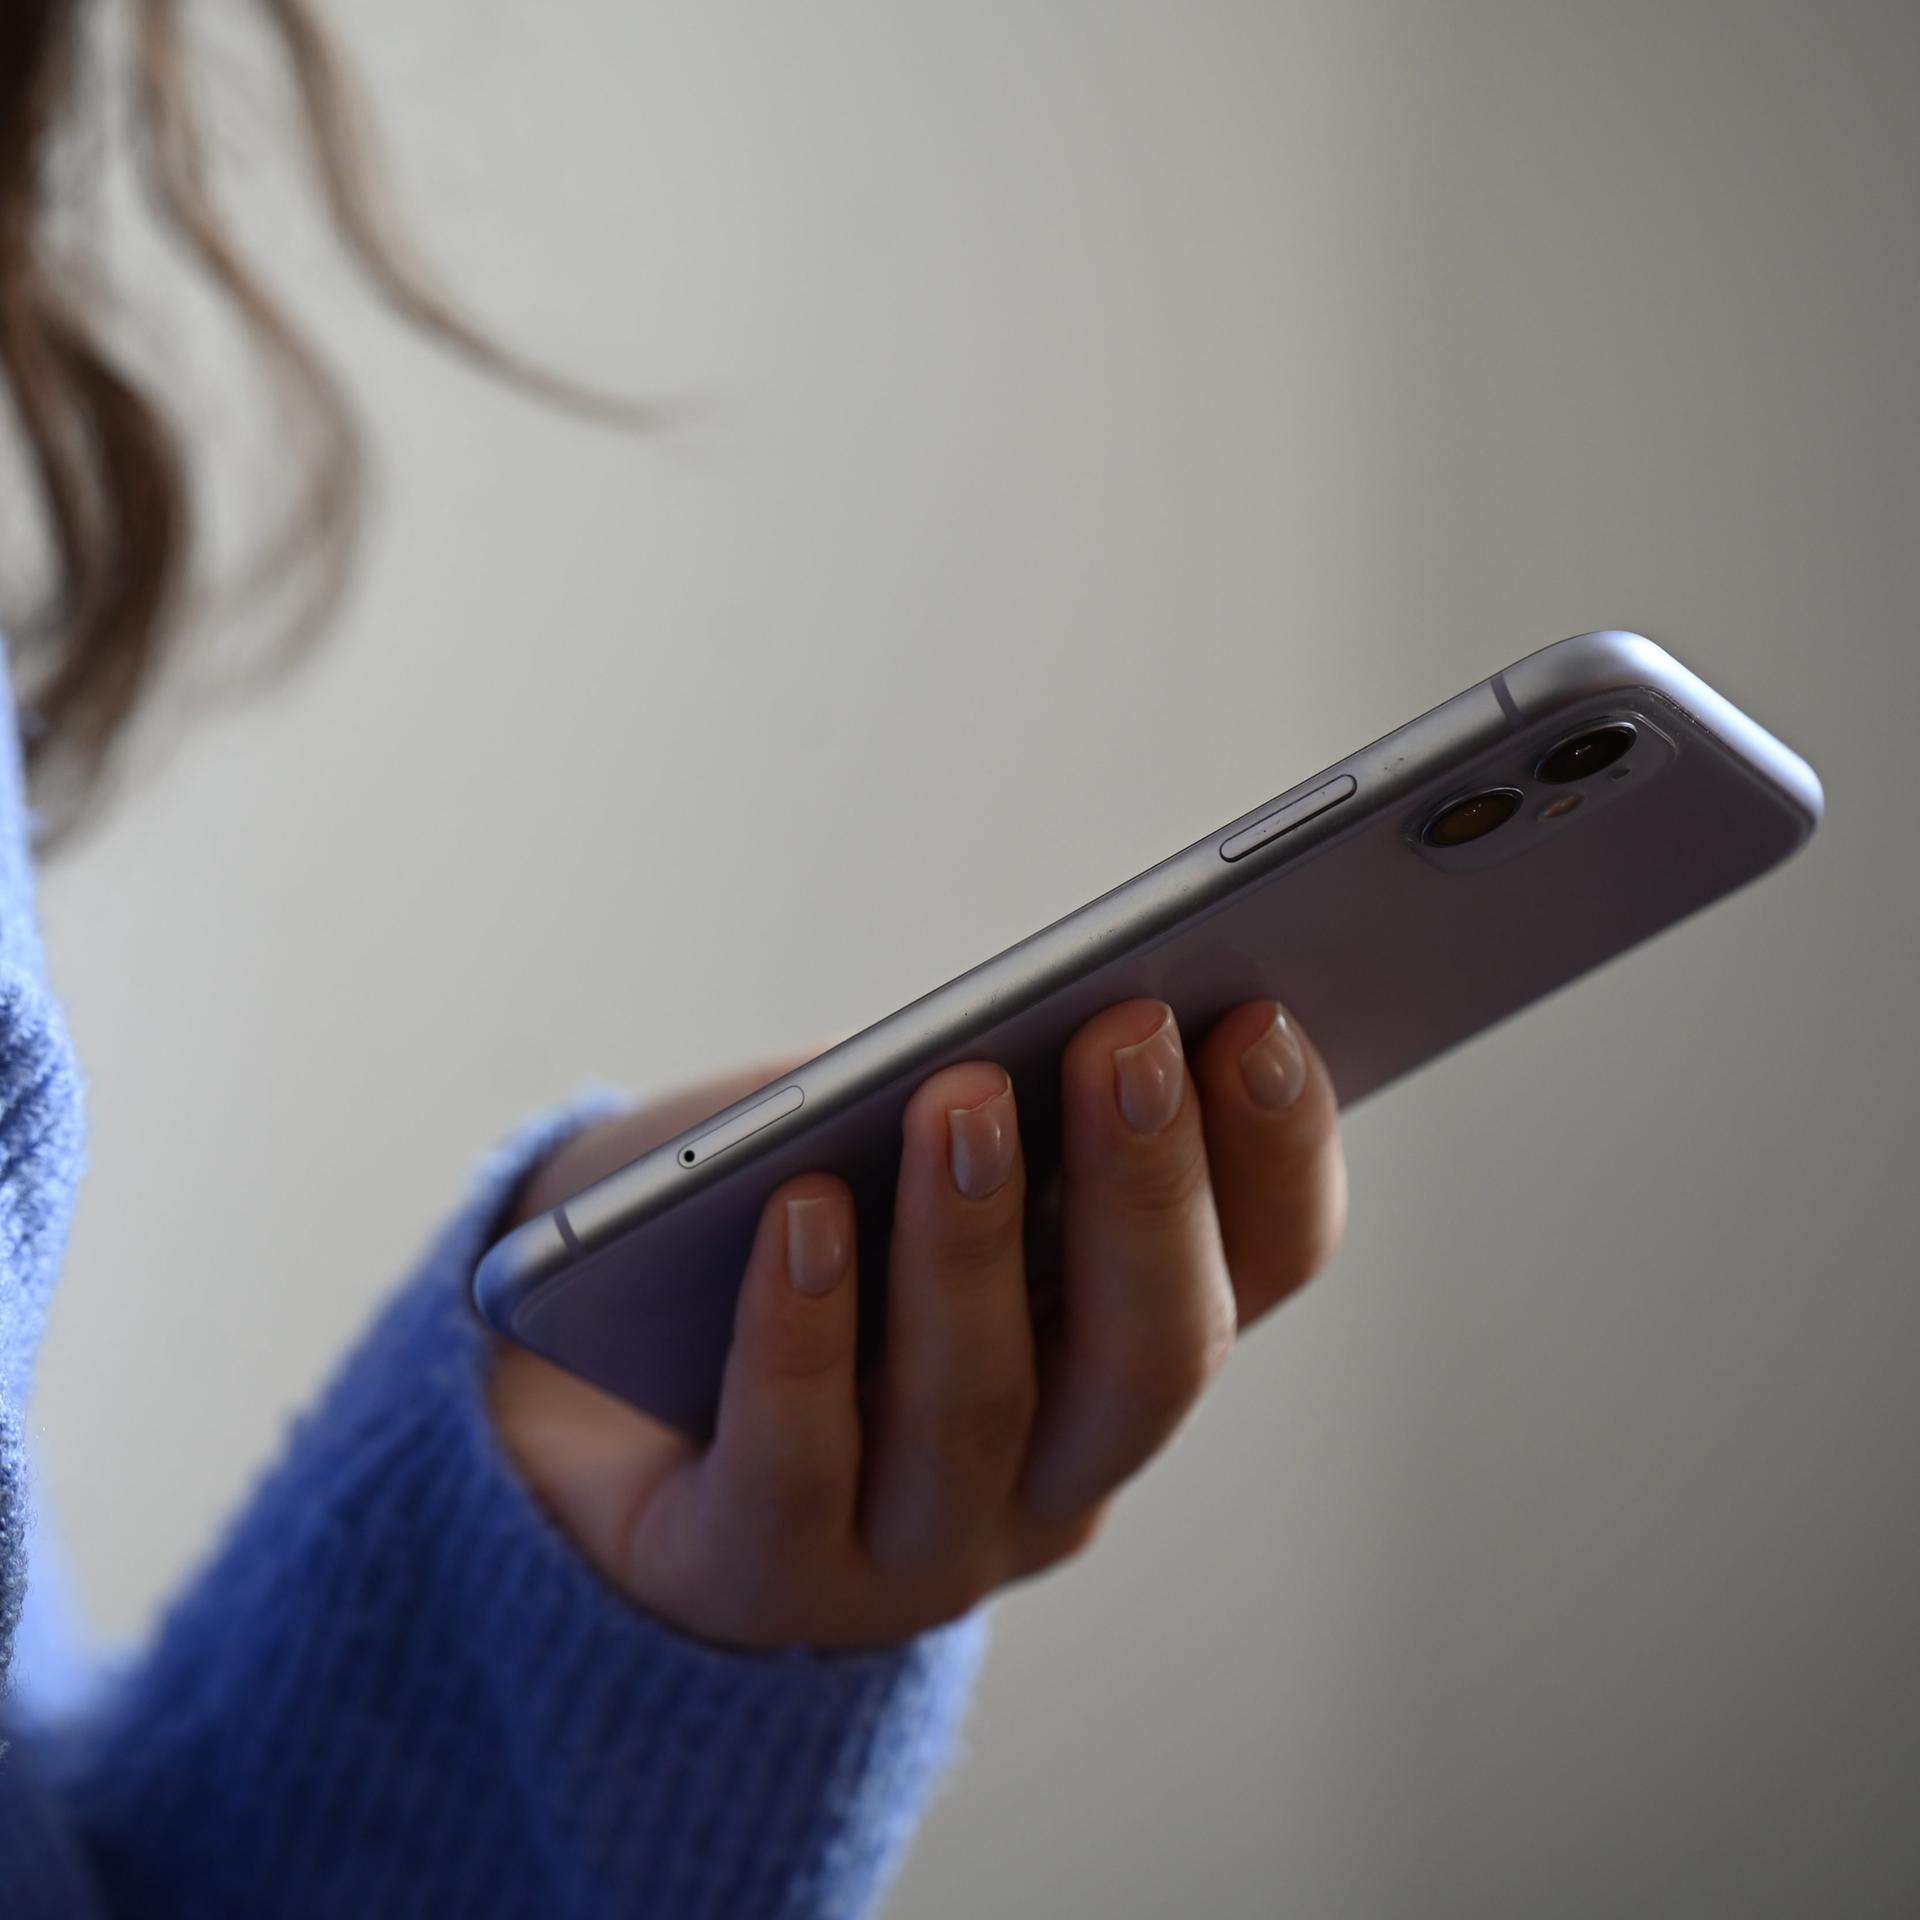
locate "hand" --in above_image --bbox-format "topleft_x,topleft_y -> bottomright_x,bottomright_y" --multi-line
488,998 -> 1346,1649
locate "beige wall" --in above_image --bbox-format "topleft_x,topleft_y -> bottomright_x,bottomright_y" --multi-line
33,3 -> 1918,1914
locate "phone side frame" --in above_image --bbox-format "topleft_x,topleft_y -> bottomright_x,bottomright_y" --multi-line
473,629 -> 1822,1334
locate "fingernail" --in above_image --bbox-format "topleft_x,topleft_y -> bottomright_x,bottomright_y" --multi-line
1112,1004 -> 1184,1135
948,1075 -> 1016,1199
786,1195 -> 848,1297
1239,1004 -> 1308,1111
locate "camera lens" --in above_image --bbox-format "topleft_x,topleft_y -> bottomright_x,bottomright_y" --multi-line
1535,723 -> 1635,784
1421,788 -> 1522,848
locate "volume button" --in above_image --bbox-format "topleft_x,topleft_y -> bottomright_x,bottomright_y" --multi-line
1219,774 -> 1357,862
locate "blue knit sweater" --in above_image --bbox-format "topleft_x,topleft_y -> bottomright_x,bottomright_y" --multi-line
0,658 -> 988,1916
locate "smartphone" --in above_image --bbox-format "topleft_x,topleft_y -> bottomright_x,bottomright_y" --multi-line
475,630 -> 1821,1437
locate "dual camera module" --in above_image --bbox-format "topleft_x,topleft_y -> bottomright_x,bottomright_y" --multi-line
1420,723 -> 1636,848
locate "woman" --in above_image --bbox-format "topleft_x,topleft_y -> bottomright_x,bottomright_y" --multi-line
0,5 -> 1346,1915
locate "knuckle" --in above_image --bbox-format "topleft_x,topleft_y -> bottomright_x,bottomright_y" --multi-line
747,1304 -> 849,1389
729,1461 -> 847,1554
1232,1147 -> 1350,1312
1110,1358 -> 1197,1440
1050,1508 -> 1108,1563
904,1567 -> 998,1630
1113,1301 -> 1235,1429
1190,1291 -> 1241,1389
925,1189 -> 1024,1275
916,1372 -> 1038,1468
1247,1228 -> 1338,1308
1010,1504 -> 1108,1578
700,1576 -> 841,1651
855,1528 -> 996,1622
1109,1137 -> 1211,1219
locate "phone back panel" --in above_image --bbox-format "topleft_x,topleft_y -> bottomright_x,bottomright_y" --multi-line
478,634 -> 1820,1436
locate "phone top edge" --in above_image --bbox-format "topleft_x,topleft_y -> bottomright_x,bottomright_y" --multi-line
1504,629 -> 1824,832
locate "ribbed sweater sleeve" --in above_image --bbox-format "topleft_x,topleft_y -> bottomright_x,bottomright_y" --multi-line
1,1098 -> 988,1918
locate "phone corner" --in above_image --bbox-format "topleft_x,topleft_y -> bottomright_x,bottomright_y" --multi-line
1501,630 -> 1678,712
470,1210 -> 573,1334
1506,629 -> 1822,841
1779,751 -> 1826,849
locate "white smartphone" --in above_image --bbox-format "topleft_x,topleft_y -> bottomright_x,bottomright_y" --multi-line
475,630 -> 1821,1436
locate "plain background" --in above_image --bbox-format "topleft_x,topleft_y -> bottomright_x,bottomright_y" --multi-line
29,2 -> 1918,1914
